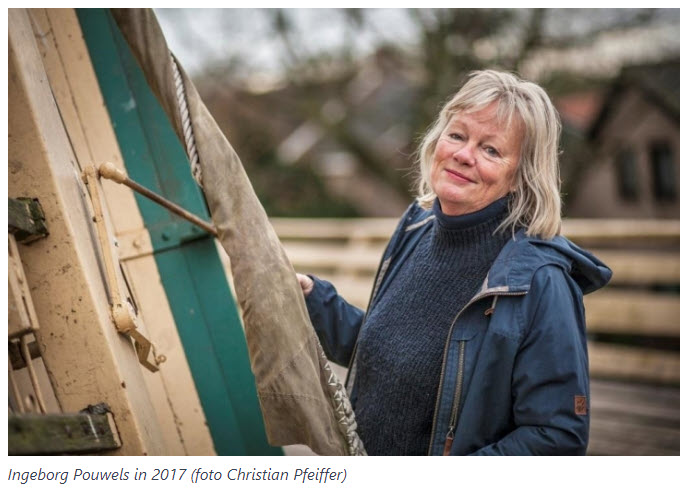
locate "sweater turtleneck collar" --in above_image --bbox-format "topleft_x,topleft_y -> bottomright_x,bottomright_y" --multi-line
430,196 -> 510,251
433,196 -> 510,231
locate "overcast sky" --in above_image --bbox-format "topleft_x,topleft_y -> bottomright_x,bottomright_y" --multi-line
156,9 -> 419,75
155,8 -> 679,80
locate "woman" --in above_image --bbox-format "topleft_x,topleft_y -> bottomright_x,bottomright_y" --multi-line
297,70 -> 611,455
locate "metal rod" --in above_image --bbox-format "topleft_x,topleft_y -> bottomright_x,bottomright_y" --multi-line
98,162 -> 218,237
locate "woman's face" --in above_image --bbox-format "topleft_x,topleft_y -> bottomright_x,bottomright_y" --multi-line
431,103 -> 522,216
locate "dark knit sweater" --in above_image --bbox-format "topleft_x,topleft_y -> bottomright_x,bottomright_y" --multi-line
353,197 -> 510,455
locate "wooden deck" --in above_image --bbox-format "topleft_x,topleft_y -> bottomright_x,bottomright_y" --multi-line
588,379 -> 679,456
271,217 -> 680,456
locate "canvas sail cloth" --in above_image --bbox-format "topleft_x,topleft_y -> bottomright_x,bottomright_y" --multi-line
111,9 -> 365,456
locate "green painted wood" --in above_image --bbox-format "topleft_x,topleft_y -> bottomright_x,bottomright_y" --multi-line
155,246 -> 254,454
9,413 -> 121,455
76,8 -> 280,455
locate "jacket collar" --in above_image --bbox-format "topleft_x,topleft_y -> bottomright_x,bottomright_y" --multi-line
399,203 -> 611,296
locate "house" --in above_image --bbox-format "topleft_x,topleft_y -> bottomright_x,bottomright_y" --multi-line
565,60 -> 679,219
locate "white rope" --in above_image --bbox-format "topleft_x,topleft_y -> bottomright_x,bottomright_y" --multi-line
318,346 -> 366,455
170,50 -> 365,455
170,55 -> 203,188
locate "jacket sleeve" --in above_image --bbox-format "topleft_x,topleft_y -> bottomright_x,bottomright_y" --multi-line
303,202 -> 421,367
469,266 -> 590,455
304,276 -> 365,367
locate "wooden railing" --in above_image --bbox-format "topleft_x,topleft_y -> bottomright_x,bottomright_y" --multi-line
271,217 -> 679,455
272,217 -> 679,384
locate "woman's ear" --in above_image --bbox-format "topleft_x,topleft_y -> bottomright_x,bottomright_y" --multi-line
508,174 -> 519,193
510,164 -> 523,193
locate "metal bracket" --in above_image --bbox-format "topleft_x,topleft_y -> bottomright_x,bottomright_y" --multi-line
8,197 -> 49,243
81,165 -> 164,372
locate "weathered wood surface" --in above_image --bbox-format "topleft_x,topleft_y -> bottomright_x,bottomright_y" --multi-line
275,218 -> 680,336
588,343 -> 679,384
25,7 -> 215,455
281,241 -> 679,286
8,412 -> 122,455
271,217 -> 680,245
591,249 -> 679,285
8,234 -> 42,338
588,379 -> 679,456
287,266 -> 680,337
11,7 -> 165,454
584,290 -> 678,337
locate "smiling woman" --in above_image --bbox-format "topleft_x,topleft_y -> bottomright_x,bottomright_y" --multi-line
430,103 -> 522,216
417,70 -> 563,239
298,70 -> 613,455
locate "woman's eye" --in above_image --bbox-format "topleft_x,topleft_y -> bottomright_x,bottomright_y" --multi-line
484,146 -> 499,157
449,133 -> 464,141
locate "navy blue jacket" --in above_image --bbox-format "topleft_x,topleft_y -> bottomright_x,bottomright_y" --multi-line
305,202 -> 612,455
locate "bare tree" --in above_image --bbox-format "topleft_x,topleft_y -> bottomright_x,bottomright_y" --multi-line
158,8 -> 674,216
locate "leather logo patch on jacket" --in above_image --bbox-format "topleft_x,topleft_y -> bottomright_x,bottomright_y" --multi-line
575,395 -> 588,415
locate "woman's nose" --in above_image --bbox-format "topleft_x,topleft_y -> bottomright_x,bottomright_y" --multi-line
453,143 -> 476,165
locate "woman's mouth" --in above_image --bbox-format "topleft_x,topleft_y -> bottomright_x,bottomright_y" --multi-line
445,168 -> 475,183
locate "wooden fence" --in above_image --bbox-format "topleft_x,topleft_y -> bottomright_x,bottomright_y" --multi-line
272,217 -> 680,455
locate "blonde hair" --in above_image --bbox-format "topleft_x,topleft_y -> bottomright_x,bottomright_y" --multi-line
416,70 -> 562,239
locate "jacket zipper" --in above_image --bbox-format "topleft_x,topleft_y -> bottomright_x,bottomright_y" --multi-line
427,289 -> 527,456
443,340 -> 466,455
